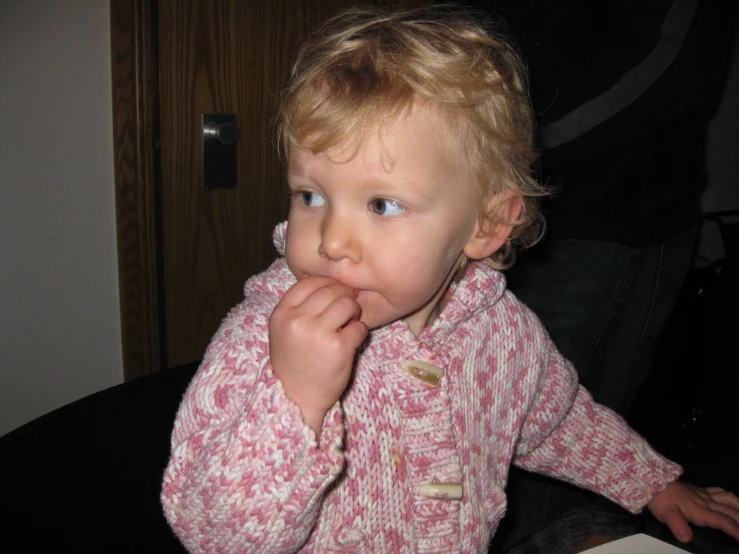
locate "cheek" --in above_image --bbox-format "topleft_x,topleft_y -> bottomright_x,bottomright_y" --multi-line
405,241 -> 459,276
387,248 -> 452,297
284,219 -> 312,272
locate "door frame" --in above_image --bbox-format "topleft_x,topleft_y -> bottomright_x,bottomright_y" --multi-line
110,0 -> 163,380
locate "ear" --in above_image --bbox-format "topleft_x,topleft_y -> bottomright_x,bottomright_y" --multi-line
463,191 -> 523,260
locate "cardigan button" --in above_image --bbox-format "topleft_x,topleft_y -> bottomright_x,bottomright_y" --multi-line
418,482 -> 463,501
401,360 -> 444,386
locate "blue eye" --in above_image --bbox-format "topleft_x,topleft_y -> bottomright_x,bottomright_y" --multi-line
301,191 -> 325,207
371,198 -> 406,216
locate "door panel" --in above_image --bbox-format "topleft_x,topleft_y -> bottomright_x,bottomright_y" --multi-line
158,0 -> 418,367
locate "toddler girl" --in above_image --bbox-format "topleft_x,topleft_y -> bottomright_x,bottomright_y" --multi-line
161,6 -> 739,552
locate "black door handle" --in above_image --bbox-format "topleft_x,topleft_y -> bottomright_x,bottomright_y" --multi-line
203,114 -> 238,190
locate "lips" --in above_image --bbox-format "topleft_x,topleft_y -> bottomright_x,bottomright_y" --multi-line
330,277 -> 366,295
307,272 -> 368,295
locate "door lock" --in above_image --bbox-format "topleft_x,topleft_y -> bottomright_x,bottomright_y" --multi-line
203,114 -> 239,190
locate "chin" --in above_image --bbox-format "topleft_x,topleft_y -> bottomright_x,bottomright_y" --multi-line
362,312 -> 403,331
358,311 -> 384,331
360,315 -> 381,331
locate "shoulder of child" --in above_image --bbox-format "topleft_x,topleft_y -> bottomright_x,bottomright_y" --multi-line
243,257 -> 295,302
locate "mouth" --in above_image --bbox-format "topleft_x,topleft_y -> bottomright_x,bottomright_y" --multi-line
330,278 -> 367,295
305,273 -> 369,296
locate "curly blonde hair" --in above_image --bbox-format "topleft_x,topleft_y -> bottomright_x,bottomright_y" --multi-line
278,4 -> 546,268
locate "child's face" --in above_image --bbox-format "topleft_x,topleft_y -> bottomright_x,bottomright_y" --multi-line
285,106 -> 482,334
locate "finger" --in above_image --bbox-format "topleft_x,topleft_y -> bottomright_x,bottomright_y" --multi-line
282,275 -> 347,306
689,506 -> 739,542
300,283 -> 357,315
693,488 -> 713,501
704,499 -> 739,528
339,319 -> 369,350
660,509 -> 693,543
708,489 -> 739,511
319,294 -> 362,330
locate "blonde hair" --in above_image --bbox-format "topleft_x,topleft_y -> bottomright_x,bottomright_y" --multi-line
278,4 -> 546,268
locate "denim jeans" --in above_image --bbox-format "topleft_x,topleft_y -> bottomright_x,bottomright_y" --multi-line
489,227 -> 698,552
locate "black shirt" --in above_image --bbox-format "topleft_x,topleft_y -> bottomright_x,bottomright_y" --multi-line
465,0 -> 737,246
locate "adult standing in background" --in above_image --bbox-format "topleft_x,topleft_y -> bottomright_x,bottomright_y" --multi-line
459,0 -> 739,550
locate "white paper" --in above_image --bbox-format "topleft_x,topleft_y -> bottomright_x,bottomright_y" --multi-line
584,533 -> 690,553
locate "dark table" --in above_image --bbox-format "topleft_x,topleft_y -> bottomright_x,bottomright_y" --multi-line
504,502 -> 739,554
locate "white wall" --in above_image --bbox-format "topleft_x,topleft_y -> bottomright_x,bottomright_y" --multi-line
0,1 -> 123,437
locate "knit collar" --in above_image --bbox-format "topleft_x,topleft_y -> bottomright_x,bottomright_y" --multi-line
368,261 -> 507,352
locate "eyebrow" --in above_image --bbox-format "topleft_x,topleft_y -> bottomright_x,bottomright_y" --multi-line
285,161 -> 315,185
287,152 -> 442,203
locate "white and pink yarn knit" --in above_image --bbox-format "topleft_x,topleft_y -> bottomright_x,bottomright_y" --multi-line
161,223 -> 681,553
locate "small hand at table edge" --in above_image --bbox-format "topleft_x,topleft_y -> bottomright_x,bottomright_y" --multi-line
647,481 -> 739,544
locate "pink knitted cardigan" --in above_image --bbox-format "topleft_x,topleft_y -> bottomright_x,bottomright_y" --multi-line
161,223 -> 681,553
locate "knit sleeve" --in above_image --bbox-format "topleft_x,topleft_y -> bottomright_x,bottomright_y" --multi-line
512,334 -> 682,514
160,289 -> 345,553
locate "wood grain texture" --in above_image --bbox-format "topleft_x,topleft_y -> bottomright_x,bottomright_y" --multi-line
114,0 -> 430,372
110,0 -> 163,380
159,1 -> 290,366
158,0 -> 415,366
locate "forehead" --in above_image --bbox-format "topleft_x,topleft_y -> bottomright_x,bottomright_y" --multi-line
289,103 -> 462,177
287,123 -> 483,221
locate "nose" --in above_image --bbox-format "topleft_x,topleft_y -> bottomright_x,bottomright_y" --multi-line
319,210 -> 361,263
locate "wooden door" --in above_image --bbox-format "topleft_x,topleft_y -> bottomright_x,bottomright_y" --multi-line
158,1 -> 306,367
112,0 -> 423,378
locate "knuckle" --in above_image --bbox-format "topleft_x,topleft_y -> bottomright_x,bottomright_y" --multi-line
691,512 -> 712,527
277,313 -> 313,340
335,295 -> 358,312
326,334 -> 348,354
